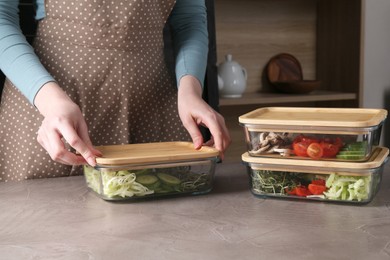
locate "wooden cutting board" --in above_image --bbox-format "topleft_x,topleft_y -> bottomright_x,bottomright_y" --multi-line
95,142 -> 220,166
266,53 -> 303,82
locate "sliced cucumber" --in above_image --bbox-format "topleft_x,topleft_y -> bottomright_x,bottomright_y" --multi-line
136,174 -> 159,185
154,183 -> 175,193
342,142 -> 367,151
337,150 -> 366,155
144,180 -> 161,190
154,187 -> 172,194
157,173 -> 181,186
336,154 -> 365,160
134,168 -> 152,175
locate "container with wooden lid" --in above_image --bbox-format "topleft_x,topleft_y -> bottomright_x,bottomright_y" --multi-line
83,142 -> 220,201
239,107 -> 387,162
242,147 -> 389,204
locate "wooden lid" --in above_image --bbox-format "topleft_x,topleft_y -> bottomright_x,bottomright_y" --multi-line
95,142 -> 220,166
239,107 -> 388,128
242,147 -> 389,170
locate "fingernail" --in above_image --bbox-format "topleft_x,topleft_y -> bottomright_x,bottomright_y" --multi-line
87,157 -> 96,167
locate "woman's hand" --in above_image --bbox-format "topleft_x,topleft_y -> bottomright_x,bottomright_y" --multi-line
178,75 -> 231,160
34,82 -> 102,166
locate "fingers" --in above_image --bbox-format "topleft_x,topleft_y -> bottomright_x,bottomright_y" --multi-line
60,123 -> 99,166
203,137 -> 214,147
37,118 -> 99,166
182,118 -> 204,150
204,113 -> 231,160
182,109 -> 231,160
76,120 -> 103,157
37,125 -> 87,166
177,76 -> 231,160
34,84 -> 100,166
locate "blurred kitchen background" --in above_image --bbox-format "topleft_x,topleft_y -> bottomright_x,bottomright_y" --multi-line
1,0 -> 389,163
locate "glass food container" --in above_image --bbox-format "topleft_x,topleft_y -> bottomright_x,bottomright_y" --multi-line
239,107 -> 387,162
242,147 -> 389,204
83,142 -> 220,201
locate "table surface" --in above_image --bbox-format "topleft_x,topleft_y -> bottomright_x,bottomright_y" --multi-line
1,161 -> 390,260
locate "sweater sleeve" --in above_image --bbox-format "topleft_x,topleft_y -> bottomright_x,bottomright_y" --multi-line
168,0 -> 209,89
0,0 -> 55,104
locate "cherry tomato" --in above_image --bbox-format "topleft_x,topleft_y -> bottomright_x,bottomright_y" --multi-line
307,143 -> 324,159
320,142 -> 340,158
308,184 -> 327,195
285,187 -> 297,195
293,135 -> 319,145
292,135 -> 344,158
292,142 -> 309,157
333,137 -> 344,148
295,186 -> 312,197
311,179 -> 326,186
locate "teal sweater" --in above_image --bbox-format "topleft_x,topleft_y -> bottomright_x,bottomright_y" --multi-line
0,0 -> 208,104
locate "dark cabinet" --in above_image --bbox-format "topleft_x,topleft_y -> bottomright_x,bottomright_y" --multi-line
0,0 -> 37,97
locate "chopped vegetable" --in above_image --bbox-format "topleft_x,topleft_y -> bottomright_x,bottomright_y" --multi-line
323,173 -> 371,201
308,183 -> 327,195
320,142 -> 341,158
336,142 -> 367,160
250,169 -> 373,202
311,179 -> 326,186
84,166 -> 101,194
157,173 -> 181,185
292,135 -> 343,159
307,143 -> 324,159
251,170 -> 303,195
101,171 -> 154,198
84,165 -> 212,199
136,174 -> 159,185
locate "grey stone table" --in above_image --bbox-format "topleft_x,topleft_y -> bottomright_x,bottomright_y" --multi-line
1,161 -> 390,260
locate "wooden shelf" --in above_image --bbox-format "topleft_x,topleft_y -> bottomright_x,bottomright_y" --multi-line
219,90 -> 357,107
213,0 -> 362,162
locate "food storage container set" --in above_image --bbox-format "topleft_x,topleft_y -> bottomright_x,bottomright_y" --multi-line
84,142 -> 219,201
83,107 -> 388,205
239,107 -> 388,204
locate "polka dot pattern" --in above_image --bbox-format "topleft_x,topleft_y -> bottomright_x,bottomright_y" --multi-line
0,0 -> 190,182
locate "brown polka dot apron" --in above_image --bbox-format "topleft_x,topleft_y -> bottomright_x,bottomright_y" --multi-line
0,0 -> 190,182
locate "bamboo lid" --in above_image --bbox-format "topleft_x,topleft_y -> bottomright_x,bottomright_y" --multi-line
95,142 -> 220,166
239,107 -> 387,128
242,147 -> 389,170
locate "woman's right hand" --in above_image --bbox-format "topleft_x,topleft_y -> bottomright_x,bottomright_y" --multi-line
34,82 -> 101,166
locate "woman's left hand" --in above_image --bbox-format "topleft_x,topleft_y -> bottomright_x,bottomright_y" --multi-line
177,75 -> 231,160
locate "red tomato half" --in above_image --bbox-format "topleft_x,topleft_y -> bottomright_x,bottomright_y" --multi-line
333,137 -> 344,148
307,143 -> 324,159
308,184 -> 327,195
292,142 -> 309,157
320,142 -> 340,158
293,135 -> 321,157
295,186 -> 312,197
293,135 -> 319,145
285,187 -> 297,195
311,179 -> 326,186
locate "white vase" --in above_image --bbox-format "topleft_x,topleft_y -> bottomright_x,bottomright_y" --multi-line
217,54 -> 247,98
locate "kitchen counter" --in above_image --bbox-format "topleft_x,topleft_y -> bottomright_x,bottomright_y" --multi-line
1,161 -> 390,260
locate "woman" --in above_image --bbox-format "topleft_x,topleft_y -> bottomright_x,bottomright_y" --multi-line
0,0 -> 230,181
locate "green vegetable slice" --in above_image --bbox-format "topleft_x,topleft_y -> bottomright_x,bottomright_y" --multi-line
341,142 -> 367,151
337,150 -> 366,155
157,173 -> 181,186
323,173 -> 371,201
136,174 -> 159,185
336,154 -> 365,160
